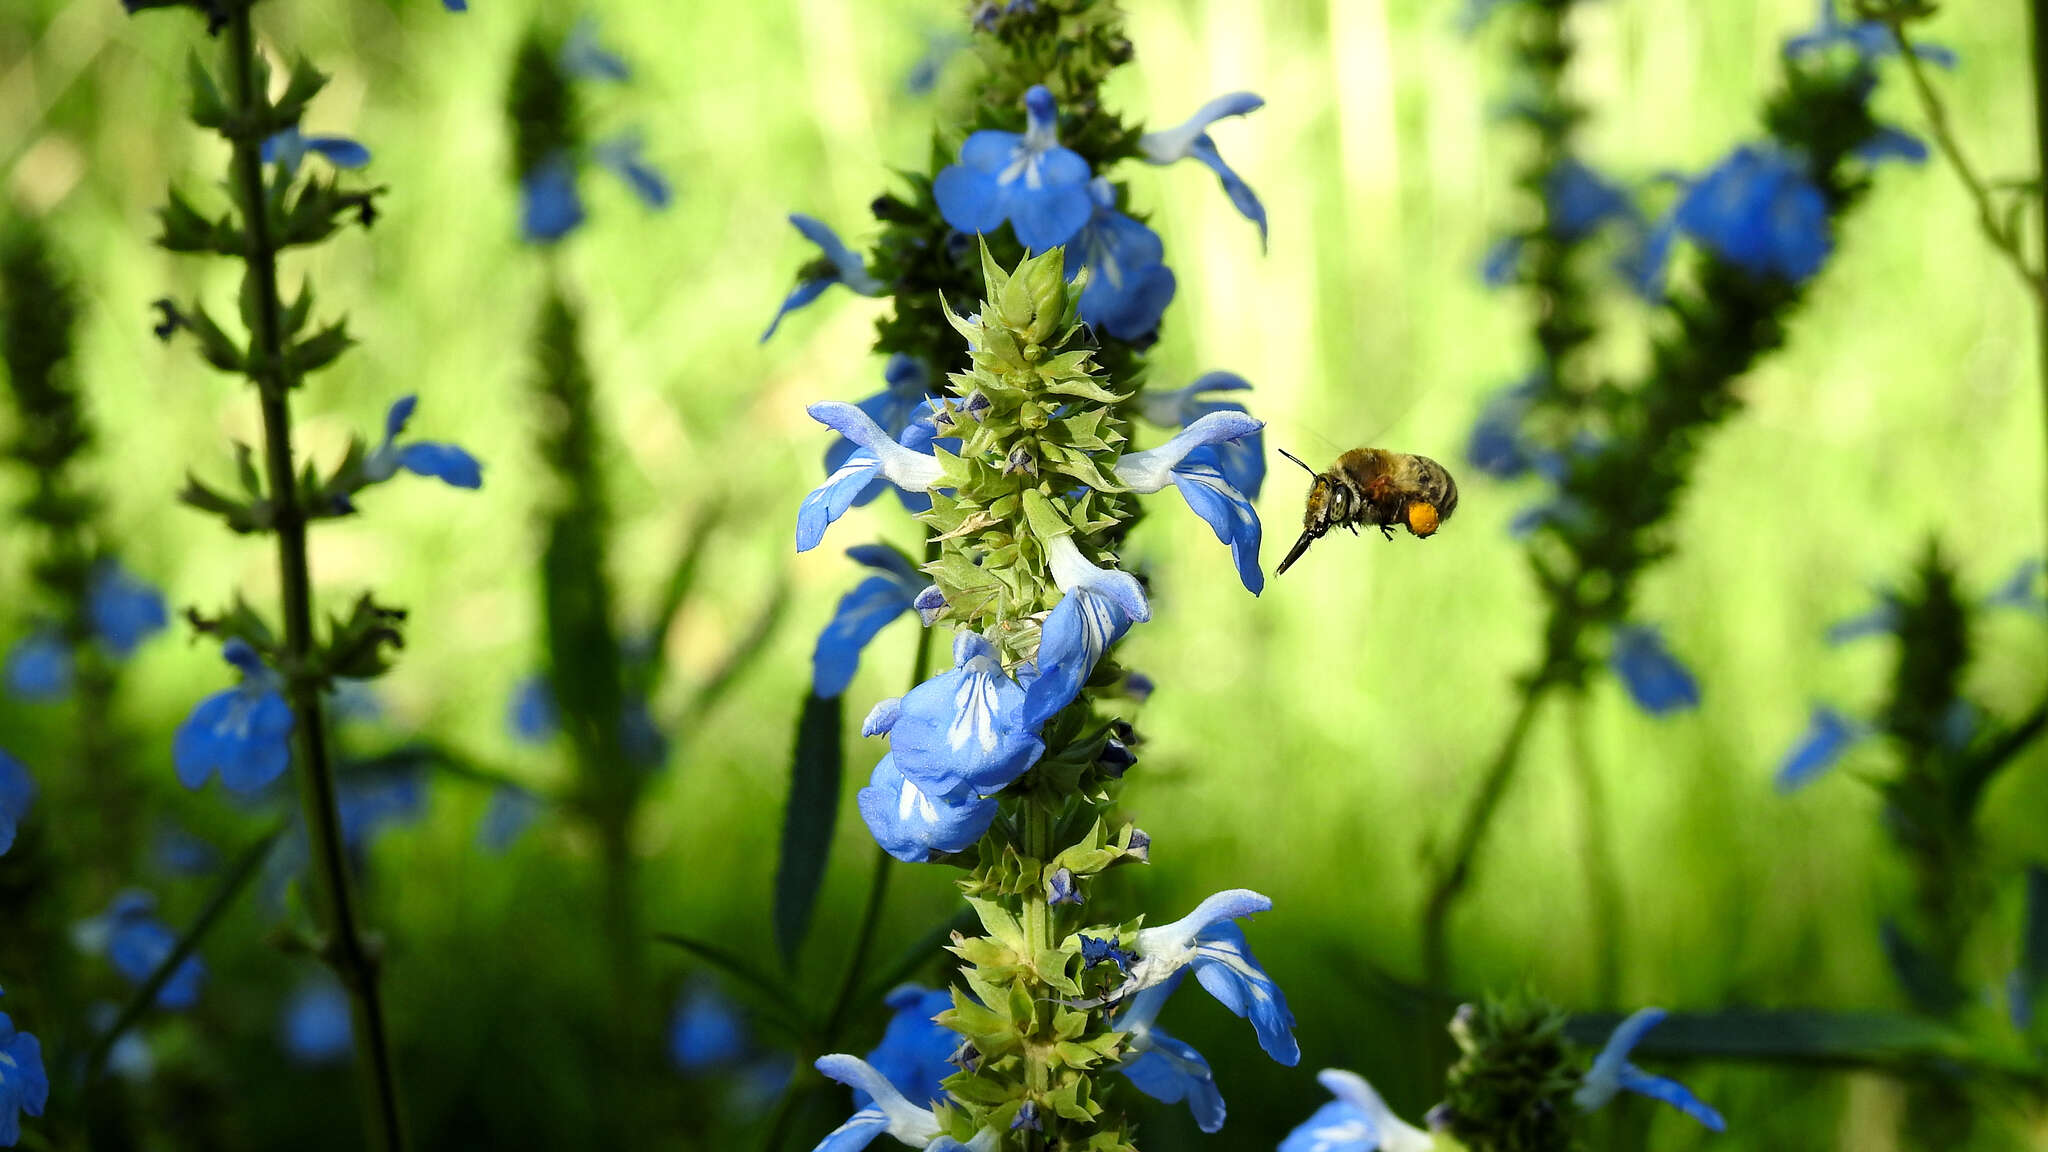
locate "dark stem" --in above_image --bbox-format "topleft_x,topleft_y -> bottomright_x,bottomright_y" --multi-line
2032,0 -> 2048,550
1565,688 -> 1622,1007
225,9 -> 405,1149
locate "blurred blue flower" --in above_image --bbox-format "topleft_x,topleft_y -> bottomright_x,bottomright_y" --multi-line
1573,1007 -> 1726,1131
1140,92 -> 1268,249
517,23 -> 666,244
505,675 -> 667,769
151,822 -> 219,876
1139,371 -> 1266,500
594,131 -> 670,207
1609,625 -> 1700,715
174,639 -> 295,794
261,127 -> 370,179
1113,972 -> 1224,1133
814,545 -> 929,698
1279,1068 -> 1432,1152
863,985 -> 956,1109
1783,0 -> 1956,68
1548,158 -> 1636,241
1047,866 -> 1083,905
90,562 -> 170,658
810,1054 -> 993,1151
1022,534 -> 1152,726
670,982 -> 748,1073
364,395 -> 483,490
1646,146 -> 1829,290
1066,179 -> 1176,341
763,215 -> 885,342
561,17 -> 630,81
281,978 -> 352,1064
476,785 -> 545,852
87,1003 -> 152,1082
867,632 -> 1042,801
3,631 -> 68,701
934,85 -> 1094,251
1825,593 -> 1900,644
1776,705 -> 1866,793
798,403 -> 946,553
80,891 -> 204,1011
336,770 -> 426,851
0,1010 -> 48,1147
1125,889 -> 1298,1065
904,31 -> 965,95
0,751 -> 33,857
1986,558 -> 2047,615
1467,376 -> 1542,480
442,0 -> 466,10
521,155 -> 587,242
855,753 -> 999,863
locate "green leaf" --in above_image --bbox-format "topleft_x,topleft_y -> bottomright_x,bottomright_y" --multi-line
654,931 -> 809,1039
289,320 -> 354,377
2021,864 -> 2048,1040
644,499 -> 729,690
774,693 -> 843,963
185,51 -> 228,129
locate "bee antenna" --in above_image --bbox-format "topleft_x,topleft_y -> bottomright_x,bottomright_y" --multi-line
1277,447 -> 1318,477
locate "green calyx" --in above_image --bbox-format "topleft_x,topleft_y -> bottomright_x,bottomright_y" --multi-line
1437,998 -> 1586,1152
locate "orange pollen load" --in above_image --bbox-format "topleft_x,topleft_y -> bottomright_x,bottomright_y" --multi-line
1406,501 -> 1440,537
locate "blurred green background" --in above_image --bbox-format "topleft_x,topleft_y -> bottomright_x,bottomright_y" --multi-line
3,0 -> 2047,1147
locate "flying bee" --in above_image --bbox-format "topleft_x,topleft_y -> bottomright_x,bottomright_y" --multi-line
1274,447 -> 1460,575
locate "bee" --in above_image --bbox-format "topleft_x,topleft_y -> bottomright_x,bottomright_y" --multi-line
1274,447 -> 1459,575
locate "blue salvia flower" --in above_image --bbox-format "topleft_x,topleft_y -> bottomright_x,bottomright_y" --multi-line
1776,705 -> 1866,793
90,561 -> 170,658
561,17 -> 630,81
1466,376 -> 1541,480
865,632 -> 1044,802
3,632 -> 68,701
260,127 -> 370,179
862,985 -> 956,1109
1022,533 -> 1153,725
592,131 -> 671,208
1548,158 -> 1636,240
763,215 -> 886,341
87,1003 -> 152,1082
1140,92 -> 1268,249
904,31 -> 966,95
1066,178 -> 1176,341
78,891 -> 205,1010
1118,889 -> 1299,1065
1572,1007 -> 1726,1131
1279,1068 -> 1434,1152
476,785 -> 545,852
1986,558 -> 2047,614
1139,371 -> 1266,500
0,751 -> 33,856
363,395 -> 484,489
518,21 -> 668,244
281,978 -> 353,1064
933,85 -> 1094,251
1608,624 -> 1700,715
0,1008 -> 48,1148
152,822 -> 220,876
823,361 -> 945,516
522,155 -> 588,243
1111,409 -> 1267,596
173,639 -> 295,794
854,752 -> 1000,863
1079,934 -> 1137,974
505,675 -> 667,769
1783,0 -> 1957,68
442,0 -> 466,9
1825,591 -> 1899,644
1674,146 -> 1830,283
796,403 -> 947,552
808,1054 -> 999,1151
1112,972 -> 1225,1133
336,770 -> 426,851
1047,867 -> 1083,905
670,982 -> 748,1073
814,545 -> 932,698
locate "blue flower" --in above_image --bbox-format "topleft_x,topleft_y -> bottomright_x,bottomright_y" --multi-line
1466,377 -> 1541,480
1986,558 -> 2047,615
815,546 -> 930,698
1111,410 -> 1267,596
515,21 -> 665,244
1481,235 -> 1524,287
1548,159 -> 1636,241
364,395 -> 483,489
1674,146 -> 1830,283
810,1054 -> 996,1152
1608,624 -> 1700,715
1279,1068 -> 1433,1152
174,639 -> 295,794
521,155 -> 586,242
670,982 -> 748,1073
797,402 -> 947,553
1080,934 -> 1137,974
933,85 -> 1094,251
1825,593 -> 1899,644
1140,92 -> 1268,249
863,985 -> 957,1109
1139,372 -> 1266,500
1022,533 -> 1153,726
261,126 -> 370,179
0,751 -> 33,857
1047,867 -> 1083,905
1066,179 -> 1176,341
828,357 -> 942,482
87,1003 -> 152,1083
89,562 -> 169,659
0,1010 -> 48,1147
81,891 -> 205,1011
1776,705 -> 1866,793
905,31 -> 965,95
855,753 -> 999,863
507,675 -> 560,742
442,0 -> 466,9
763,215 -> 886,341
1113,973 -> 1225,1133
3,631 -> 69,701
1123,889 -> 1298,1065
476,785 -> 545,852
152,822 -> 219,876
1573,1007 -> 1725,1131
281,978 -> 353,1064
1783,0 -> 1957,68
867,632 -> 1043,800
593,131 -> 671,208
336,769 -> 425,851
561,17 -> 630,81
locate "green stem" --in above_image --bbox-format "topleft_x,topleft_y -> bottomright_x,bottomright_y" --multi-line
224,9 -> 405,1148
2031,0 -> 2048,552
1565,689 -> 1622,1007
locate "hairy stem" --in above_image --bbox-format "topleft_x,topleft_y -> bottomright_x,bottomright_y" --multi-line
225,9 -> 405,1147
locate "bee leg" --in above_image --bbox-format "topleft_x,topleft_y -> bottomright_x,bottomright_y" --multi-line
1345,523 -> 1359,536
1379,524 -> 1396,540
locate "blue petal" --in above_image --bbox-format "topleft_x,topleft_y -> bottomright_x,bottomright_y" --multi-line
383,394 -> 418,441
1826,600 -> 1899,644
1189,137 -> 1267,250
521,158 -> 586,243
1278,1101 -> 1376,1152
507,676 -> 560,743
855,754 -> 999,862
796,453 -> 884,553
1609,625 -> 1700,715
561,18 -> 631,81
1617,1067 -> 1726,1132
889,654 -> 1044,799
762,278 -> 834,342
1986,558 -> 2046,613
1597,1006 -> 1667,1065
1171,450 -> 1264,594
1022,588 -> 1134,727
1857,126 -> 1928,166
282,980 -> 353,1063
442,0 -> 466,10
862,985 -> 957,1108
933,165 -> 1007,236
0,751 -> 35,857
1776,706 -> 1863,793
174,687 -> 295,794
670,983 -> 748,1072
1548,159 -> 1635,239
5,631 -> 73,700
396,442 -> 483,489
789,214 -> 876,288
595,132 -> 671,207
305,136 -> 371,169
1006,172 -> 1094,251
811,1108 -> 890,1152
813,575 -> 919,697
1189,921 -> 1298,1065
958,130 -> 1024,173
1122,1029 -> 1225,1133
476,786 -> 544,851
1481,235 -> 1524,287
845,543 -> 922,583
88,566 -> 167,659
